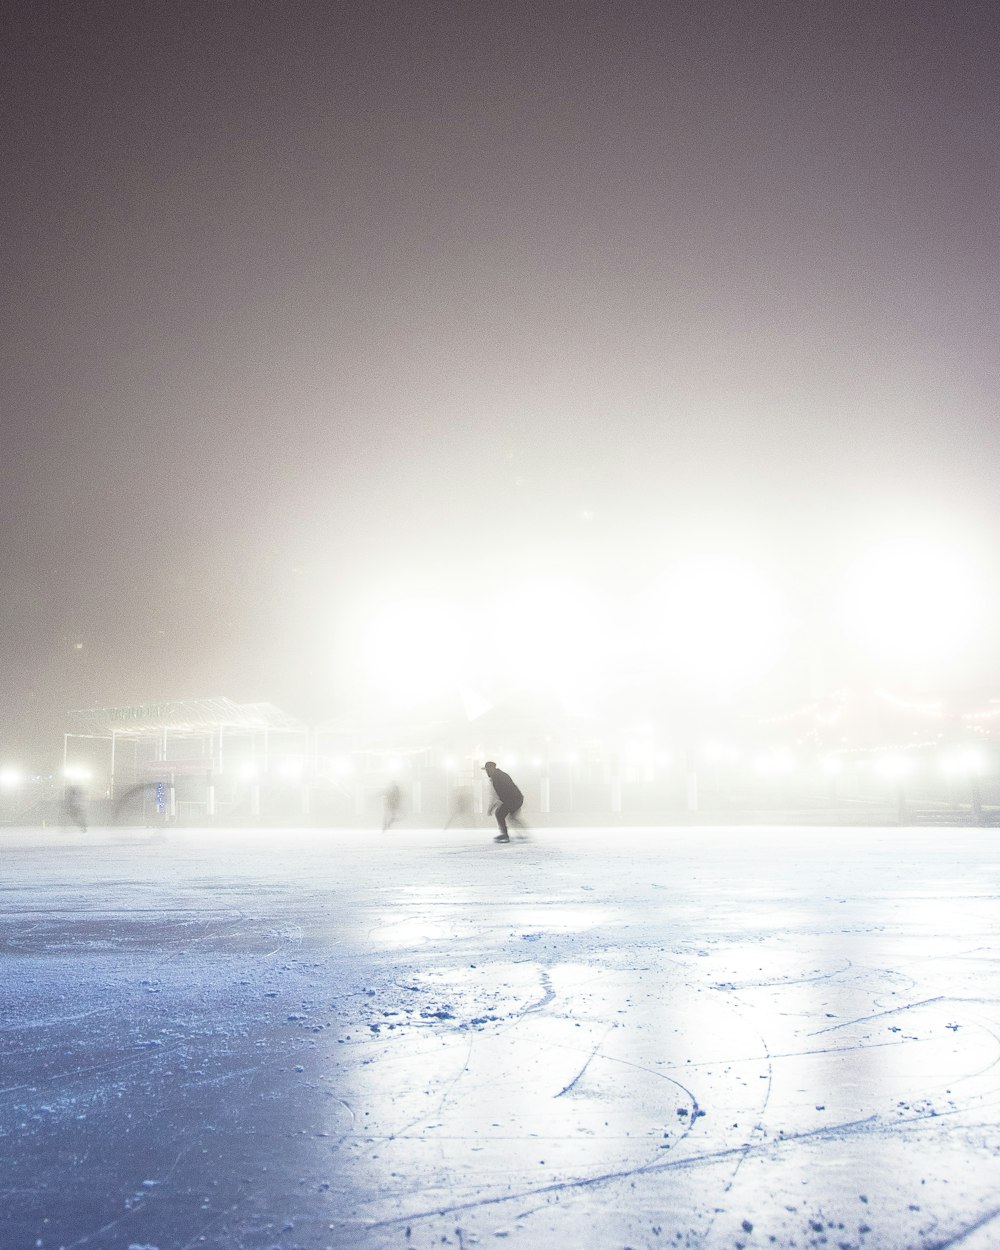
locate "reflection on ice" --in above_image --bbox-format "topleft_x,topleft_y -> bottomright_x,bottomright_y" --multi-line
2,824 -> 1000,1249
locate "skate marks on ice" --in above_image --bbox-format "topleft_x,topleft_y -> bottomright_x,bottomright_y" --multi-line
2,825 -> 1000,1248
325,945 -> 1000,1249
320,832 -> 1000,1248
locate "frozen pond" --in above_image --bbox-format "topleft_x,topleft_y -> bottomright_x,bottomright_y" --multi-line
2,823 -> 999,1250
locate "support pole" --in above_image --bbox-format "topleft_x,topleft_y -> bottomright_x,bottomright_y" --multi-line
686,768 -> 699,812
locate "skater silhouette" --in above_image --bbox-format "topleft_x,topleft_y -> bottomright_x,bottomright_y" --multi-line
62,785 -> 87,833
444,784 -> 473,830
382,781 -> 402,831
482,761 -> 525,843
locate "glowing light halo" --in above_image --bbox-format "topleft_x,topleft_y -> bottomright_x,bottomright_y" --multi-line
836,537 -> 985,670
360,595 -> 471,709
350,531 -> 993,717
873,753 -> 915,780
356,559 -> 796,712
632,554 -> 795,698
940,747 -> 985,777
475,575 -> 612,708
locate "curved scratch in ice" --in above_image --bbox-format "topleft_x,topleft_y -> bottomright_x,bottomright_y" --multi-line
554,1032 -> 608,1098
809,994 -> 944,1035
926,1206 -> 1000,1249
686,990 -> 775,1249
362,1114 -> 884,1232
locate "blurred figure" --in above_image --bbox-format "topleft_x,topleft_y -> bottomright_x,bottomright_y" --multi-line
382,781 -> 402,831
482,761 -> 525,843
443,784 -> 472,830
62,785 -> 87,833
113,782 -> 165,826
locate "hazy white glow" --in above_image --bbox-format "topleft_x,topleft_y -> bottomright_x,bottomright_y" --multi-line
837,538 -> 985,668
874,754 -> 915,780
351,534 -> 988,720
753,750 -> 795,775
63,765 -> 91,783
479,576 -> 610,709
638,556 -> 794,697
940,748 -> 985,777
277,758 -> 304,780
0,766 -> 23,789
703,741 -> 742,763
332,756 -> 355,776
238,762 -> 258,781
362,596 -> 469,709
820,754 -> 844,775
625,740 -> 655,765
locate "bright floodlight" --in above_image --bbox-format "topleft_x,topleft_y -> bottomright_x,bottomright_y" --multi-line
476,576 -> 610,710
940,748 -> 985,777
638,555 -> 794,698
361,596 -> 469,709
837,538 -> 985,669
63,765 -> 91,783
0,766 -> 23,789
753,750 -> 795,775
874,754 -> 915,780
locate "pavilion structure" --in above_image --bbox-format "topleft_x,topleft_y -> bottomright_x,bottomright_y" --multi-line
59,689 -> 1000,826
64,697 -> 307,820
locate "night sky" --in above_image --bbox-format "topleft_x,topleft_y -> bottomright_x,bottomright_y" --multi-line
3,1 -> 999,764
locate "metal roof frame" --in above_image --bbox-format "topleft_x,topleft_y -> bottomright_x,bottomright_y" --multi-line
67,697 -> 305,738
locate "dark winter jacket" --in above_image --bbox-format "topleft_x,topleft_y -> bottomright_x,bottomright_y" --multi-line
489,768 -> 523,808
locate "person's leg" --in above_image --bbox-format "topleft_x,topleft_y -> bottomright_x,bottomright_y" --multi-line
494,802 -> 510,837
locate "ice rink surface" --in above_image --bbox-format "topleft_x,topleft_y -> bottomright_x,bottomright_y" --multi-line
2,823 -> 999,1250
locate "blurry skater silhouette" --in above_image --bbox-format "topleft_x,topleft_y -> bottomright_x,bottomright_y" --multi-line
382,781 -> 402,831
443,784 -> 473,830
482,761 -> 525,843
113,782 -> 158,825
62,785 -> 87,833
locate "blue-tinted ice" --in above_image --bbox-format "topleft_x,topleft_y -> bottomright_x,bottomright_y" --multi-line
2,824 -> 999,1249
